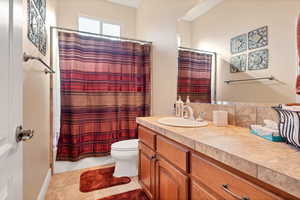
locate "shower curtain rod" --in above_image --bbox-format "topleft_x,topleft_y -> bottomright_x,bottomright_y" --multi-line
178,46 -> 216,55
50,26 -> 152,44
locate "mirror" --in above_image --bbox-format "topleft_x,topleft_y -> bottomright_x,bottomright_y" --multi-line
176,0 -> 300,104
177,46 -> 216,103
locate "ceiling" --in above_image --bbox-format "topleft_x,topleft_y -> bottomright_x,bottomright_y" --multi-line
182,0 -> 224,21
106,0 -> 223,21
107,0 -> 140,8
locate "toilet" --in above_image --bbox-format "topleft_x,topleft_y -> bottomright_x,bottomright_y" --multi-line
111,139 -> 139,177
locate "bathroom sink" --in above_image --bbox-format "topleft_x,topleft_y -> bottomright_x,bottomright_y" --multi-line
157,117 -> 208,128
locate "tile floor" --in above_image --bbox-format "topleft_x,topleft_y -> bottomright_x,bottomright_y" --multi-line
46,164 -> 141,200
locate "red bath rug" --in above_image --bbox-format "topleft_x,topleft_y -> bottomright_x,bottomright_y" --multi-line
80,166 -> 131,192
97,189 -> 149,200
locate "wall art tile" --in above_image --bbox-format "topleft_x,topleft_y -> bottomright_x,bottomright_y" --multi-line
230,34 -> 247,54
248,26 -> 268,50
248,49 -> 269,70
230,54 -> 247,73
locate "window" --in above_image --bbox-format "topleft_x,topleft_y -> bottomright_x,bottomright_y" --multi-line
78,17 -> 100,34
78,17 -> 121,37
102,22 -> 121,37
177,34 -> 181,47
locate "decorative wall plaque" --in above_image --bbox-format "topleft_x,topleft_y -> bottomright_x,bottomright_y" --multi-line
230,34 -> 247,54
33,0 -> 46,20
248,26 -> 268,50
248,49 -> 269,70
230,54 -> 247,73
27,0 -> 47,55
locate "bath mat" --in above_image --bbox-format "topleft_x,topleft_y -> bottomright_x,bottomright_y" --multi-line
97,189 -> 149,200
80,166 -> 131,192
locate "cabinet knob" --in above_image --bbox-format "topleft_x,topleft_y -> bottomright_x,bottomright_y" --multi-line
150,155 -> 156,160
221,184 -> 250,200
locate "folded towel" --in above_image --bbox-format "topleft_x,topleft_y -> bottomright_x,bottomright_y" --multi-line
250,124 -> 279,137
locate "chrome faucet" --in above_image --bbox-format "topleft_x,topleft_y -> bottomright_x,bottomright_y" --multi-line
183,105 -> 194,120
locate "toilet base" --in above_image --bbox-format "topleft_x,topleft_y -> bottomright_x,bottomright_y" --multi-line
113,159 -> 138,177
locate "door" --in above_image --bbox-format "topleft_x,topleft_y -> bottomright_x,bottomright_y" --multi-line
139,142 -> 156,199
0,0 -> 23,199
155,157 -> 188,200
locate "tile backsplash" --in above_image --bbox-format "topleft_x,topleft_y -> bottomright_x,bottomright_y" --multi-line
189,102 -> 278,128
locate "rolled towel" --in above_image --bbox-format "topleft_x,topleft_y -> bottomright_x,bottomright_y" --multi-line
282,105 -> 300,111
263,120 -> 278,130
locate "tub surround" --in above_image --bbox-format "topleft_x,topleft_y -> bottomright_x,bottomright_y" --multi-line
137,116 -> 300,198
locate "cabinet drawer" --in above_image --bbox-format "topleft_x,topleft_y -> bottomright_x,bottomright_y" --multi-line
191,153 -> 282,200
191,179 -> 222,200
157,135 -> 189,172
138,126 -> 156,150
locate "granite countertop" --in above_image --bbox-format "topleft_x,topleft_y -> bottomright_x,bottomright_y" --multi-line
137,116 -> 300,198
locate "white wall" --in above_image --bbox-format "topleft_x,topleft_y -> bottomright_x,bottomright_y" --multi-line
23,0 -> 57,199
137,0 -> 198,115
177,19 -> 192,48
191,0 -> 300,103
57,0 -> 136,38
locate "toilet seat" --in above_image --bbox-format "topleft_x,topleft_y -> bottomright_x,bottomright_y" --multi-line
111,139 -> 139,151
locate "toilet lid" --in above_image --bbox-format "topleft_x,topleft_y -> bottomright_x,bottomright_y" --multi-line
111,139 -> 139,151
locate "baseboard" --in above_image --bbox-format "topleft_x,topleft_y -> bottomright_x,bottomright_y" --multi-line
37,169 -> 51,200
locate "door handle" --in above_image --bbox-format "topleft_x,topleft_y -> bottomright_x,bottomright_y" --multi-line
15,126 -> 34,143
221,184 -> 250,200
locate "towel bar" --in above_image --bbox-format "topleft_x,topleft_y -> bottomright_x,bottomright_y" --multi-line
23,53 -> 55,74
224,76 -> 274,84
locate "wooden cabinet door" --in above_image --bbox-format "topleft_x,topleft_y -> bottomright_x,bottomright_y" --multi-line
139,142 -> 156,200
156,157 -> 188,200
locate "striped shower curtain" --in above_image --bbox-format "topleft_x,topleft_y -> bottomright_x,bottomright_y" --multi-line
177,50 -> 212,103
56,32 -> 151,161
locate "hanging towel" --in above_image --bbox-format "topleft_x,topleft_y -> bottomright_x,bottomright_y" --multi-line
296,15 -> 300,94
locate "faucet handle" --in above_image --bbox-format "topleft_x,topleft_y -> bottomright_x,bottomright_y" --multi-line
196,112 -> 206,122
183,110 -> 189,119
182,105 -> 194,120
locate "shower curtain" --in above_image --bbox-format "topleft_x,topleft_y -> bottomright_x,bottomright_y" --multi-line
177,50 -> 212,103
56,32 -> 151,161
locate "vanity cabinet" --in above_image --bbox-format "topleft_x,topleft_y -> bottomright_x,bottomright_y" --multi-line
138,125 -> 298,200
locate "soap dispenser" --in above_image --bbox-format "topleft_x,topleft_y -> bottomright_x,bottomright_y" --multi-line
178,96 -> 184,117
186,96 -> 190,104
175,97 -> 180,117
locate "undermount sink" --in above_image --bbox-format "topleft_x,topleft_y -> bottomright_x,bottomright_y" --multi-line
157,117 -> 208,128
